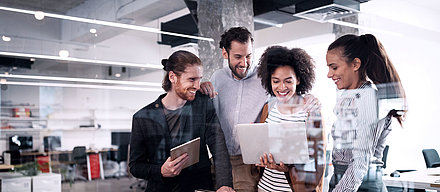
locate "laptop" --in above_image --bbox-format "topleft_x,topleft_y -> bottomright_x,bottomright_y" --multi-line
236,122 -> 310,164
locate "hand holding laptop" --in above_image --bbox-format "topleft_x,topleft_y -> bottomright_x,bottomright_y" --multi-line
256,153 -> 289,172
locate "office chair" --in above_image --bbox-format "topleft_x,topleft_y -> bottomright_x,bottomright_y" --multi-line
381,145 -> 389,169
110,144 -> 129,178
71,146 -> 88,182
2,150 -> 21,165
422,149 -> 440,168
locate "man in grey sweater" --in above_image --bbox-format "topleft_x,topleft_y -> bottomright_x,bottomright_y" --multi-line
200,27 -> 268,191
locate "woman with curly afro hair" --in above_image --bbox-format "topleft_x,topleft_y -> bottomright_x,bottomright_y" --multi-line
255,46 -> 325,192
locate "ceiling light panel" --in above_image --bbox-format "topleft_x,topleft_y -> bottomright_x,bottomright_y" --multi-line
0,6 -> 214,42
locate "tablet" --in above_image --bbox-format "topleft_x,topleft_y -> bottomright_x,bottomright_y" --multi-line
170,137 -> 200,169
236,122 -> 310,164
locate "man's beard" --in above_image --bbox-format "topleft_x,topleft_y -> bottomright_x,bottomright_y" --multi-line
175,79 -> 196,101
228,58 -> 250,80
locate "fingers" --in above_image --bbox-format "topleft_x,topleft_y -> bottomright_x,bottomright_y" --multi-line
200,81 -> 217,98
256,155 -> 266,167
171,153 -> 188,164
268,153 -> 275,165
263,153 -> 269,165
217,186 -> 235,192
278,161 -> 289,172
161,153 -> 189,177
303,95 -> 321,112
200,82 -> 209,94
212,91 -> 219,98
173,153 -> 189,168
200,86 -> 208,95
171,155 -> 189,175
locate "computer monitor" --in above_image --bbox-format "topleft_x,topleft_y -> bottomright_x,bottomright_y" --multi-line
9,135 -> 33,151
43,136 -> 62,151
111,132 -> 131,145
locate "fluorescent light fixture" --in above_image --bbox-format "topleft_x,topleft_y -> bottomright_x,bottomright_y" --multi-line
328,19 -> 404,37
0,73 -> 162,87
1,80 -> 164,92
34,11 -> 44,20
2,35 -> 11,42
0,51 -> 162,69
58,50 -> 69,58
254,18 -> 283,28
115,73 -> 121,78
0,6 -> 214,42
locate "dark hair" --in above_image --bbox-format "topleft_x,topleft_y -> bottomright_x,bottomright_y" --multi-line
328,34 -> 402,86
257,46 -> 315,96
328,34 -> 406,124
161,50 -> 201,92
219,27 -> 253,53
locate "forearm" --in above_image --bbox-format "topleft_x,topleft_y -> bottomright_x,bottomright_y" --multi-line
129,161 -> 163,183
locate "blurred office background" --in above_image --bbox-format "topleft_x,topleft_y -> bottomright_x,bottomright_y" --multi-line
0,0 -> 439,191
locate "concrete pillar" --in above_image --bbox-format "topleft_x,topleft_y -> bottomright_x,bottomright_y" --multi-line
333,15 -> 359,39
197,0 -> 254,81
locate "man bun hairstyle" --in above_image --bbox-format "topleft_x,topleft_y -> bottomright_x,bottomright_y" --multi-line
161,50 -> 201,92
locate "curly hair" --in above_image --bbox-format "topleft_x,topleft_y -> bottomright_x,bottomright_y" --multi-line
257,46 -> 315,96
219,27 -> 254,53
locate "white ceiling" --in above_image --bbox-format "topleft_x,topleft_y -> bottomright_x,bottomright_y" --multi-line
0,0 -> 87,14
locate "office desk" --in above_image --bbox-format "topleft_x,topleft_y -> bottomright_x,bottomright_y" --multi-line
383,167 -> 440,190
20,148 -> 117,181
20,149 -> 117,156
0,164 -> 14,170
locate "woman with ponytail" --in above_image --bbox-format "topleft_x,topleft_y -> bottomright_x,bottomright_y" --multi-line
326,34 -> 406,192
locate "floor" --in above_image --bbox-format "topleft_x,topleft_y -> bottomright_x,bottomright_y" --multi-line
62,177 -> 146,192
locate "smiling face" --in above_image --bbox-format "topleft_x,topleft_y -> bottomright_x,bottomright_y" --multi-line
326,48 -> 361,90
271,65 -> 299,103
171,64 -> 203,101
223,40 -> 253,80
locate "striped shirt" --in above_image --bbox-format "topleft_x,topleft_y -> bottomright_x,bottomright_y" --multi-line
258,103 -> 307,192
331,82 -> 379,191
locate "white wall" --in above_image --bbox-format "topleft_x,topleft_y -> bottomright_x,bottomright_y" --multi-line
359,0 -> 440,172
253,0 -> 440,172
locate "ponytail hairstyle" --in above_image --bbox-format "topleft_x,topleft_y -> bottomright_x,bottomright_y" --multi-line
161,50 -> 201,92
328,34 -> 406,124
